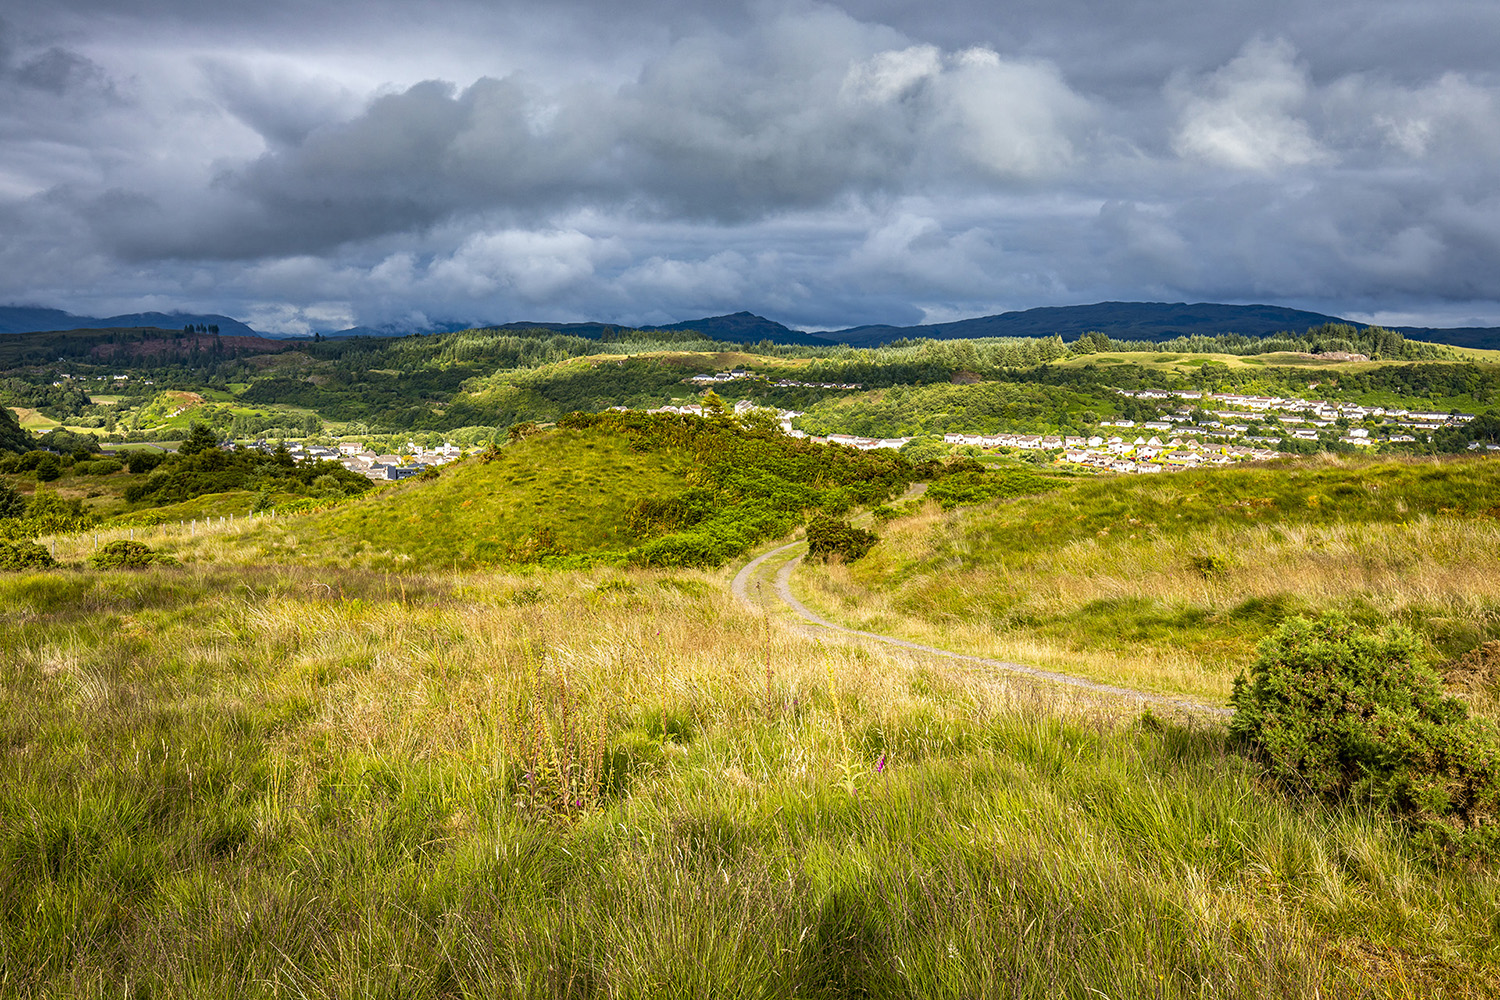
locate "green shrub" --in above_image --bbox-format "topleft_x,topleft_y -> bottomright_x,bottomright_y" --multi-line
0,488 -> 98,539
806,516 -> 878,563
1190,553 -> 1234,577
0,539 -> 56,570
1230,613 -> 1500,863
0,481 -> 25,519
124,450 -> 166,474
73,459 -> 123,477
33,453 -> 62,482
90,540 -> 172,569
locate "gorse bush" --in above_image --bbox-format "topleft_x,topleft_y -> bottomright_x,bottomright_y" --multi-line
0,539 -> 55,570
90,539 -> 172,569
0,488 -> 98,540
806,516 -> 878,563
1230,613 -> 1500,863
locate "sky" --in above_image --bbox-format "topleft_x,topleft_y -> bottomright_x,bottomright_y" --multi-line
1,0 -> 1498,335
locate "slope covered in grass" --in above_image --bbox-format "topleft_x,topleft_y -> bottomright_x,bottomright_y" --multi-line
3,563 -> 1498,997
300,426 -> 693,567
291,414 -> 915,570
798,455 -> 1500,704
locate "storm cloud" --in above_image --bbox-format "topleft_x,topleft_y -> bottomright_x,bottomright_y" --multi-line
1,0 -> 1498,332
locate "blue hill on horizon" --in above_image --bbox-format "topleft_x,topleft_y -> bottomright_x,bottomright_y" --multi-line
3,302 -> 1497,351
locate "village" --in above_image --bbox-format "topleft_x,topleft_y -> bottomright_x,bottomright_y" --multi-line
229,438 -> 467,481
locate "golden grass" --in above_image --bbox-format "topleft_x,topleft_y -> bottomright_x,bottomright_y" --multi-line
795,501 -> 1500,705
5,558 -> 1500,995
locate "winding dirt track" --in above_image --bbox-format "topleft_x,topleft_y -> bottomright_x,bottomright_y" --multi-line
731,540 -> 1231,719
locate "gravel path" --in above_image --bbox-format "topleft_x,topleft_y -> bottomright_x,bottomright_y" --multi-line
731,539 -> 1231,719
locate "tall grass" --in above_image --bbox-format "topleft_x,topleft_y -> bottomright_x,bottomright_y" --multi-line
799,457 -> 1500,704
2,562 -> 1498,996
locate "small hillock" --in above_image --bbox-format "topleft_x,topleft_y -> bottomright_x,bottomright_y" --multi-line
298,413 -> 916,569
302,425 -> 692,567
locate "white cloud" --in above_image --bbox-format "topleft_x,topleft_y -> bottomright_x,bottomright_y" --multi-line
429,228 -> 621,301
938,48 -> 1090,179
839,44 -> 942,104
242,301 -> 355,336
1170,38 -> 1327,171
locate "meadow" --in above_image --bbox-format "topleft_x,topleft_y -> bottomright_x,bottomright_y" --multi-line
796,454 -> 1500,706
4,556 -> 1500,999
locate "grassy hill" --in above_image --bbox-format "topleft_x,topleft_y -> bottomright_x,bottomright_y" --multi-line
216,415 -> 916,571
795,454 -> 1500,706
297,426 -> 694,568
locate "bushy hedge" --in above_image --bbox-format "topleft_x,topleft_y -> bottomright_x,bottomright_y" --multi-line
90,540 -> 172,569
1230,614 -> 1500,863
73,458 -> 123,477
0,539 -> 56,570
805,516 -> 878,563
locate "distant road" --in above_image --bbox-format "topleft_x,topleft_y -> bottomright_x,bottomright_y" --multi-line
731,540 -> 1231,719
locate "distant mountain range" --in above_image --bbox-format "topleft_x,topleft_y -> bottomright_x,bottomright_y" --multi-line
0,306 -> 258,338
3,302 -> 1497,351
486,313 -> 835,347
472,304 -> 1500,350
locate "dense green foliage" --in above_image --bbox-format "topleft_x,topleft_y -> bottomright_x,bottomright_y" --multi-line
1071,323 -> 1450,361
0,402 -> 33,454
559,412 -> 914,567
1231,614 -> 1500,863
0,538 -> 55,570
122,443 -> 372,507
89,539 -> 171,568
0,488 -> 98,540
124,449 -> 166,474
0,480 -> 24,519
71,458 -> 123,477
32,453 -> 61,481
805,516 -> 878,562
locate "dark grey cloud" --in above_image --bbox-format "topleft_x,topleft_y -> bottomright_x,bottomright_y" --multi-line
0,0 -> 1498,332
16,46 -> 111,95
